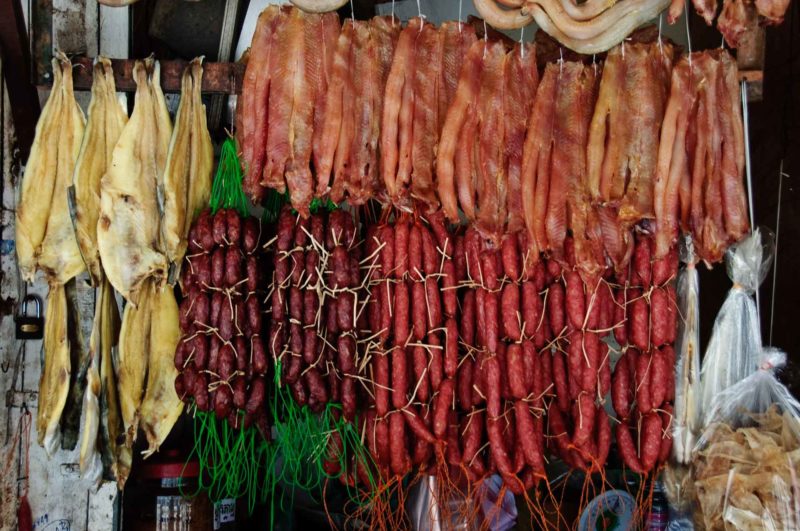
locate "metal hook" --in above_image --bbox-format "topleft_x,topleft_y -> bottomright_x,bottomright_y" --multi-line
1,360 -> 9,373
658,14 -> 664,56
520,27 -> 525,58
559,47 -> 564,74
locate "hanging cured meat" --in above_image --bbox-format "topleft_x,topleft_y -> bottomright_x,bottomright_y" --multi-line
653,50 -> 748,263
438,38 -> 537,241
72,57 -> 128,287
239,5 -> 283,204
587,41 -> 674,270
162,58 -> 214,270
98,58 -> 172,304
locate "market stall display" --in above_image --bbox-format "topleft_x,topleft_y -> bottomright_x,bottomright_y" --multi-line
9,0 -> 800,528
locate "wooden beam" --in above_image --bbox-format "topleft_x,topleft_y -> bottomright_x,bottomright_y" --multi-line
54,57 -> 245,95
0,0 -> 41,159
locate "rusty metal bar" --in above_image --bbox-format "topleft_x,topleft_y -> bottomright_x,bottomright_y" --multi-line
54,56 -> 244,94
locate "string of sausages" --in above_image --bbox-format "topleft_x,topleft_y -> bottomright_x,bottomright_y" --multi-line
611,233 -> 677,474
173,207 -> 678,492
174,208 -> 269,435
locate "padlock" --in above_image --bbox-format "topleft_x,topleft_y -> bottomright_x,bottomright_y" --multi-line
15,295 -> 44,340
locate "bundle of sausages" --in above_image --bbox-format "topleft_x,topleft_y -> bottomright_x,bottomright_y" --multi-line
268,206 -> 361,415
174,208 -> 269,434
611,234 -> 677,473
198,204 -> 680,491
544,238 -> 614,474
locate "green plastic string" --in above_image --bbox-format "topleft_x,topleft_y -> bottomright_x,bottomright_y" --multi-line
181,406 -> 277,515
210,137 -> 248,216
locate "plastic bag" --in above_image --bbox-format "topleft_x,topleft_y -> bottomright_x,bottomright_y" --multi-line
672,235 -> 702,465
692,349 -> 800,531
698,228 -> 774,427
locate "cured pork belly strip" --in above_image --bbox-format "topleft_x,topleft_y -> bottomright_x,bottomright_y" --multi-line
348,20 -> 380,204
718,52 -> 749,242
522,63 -> 558,258
654,60 -> 694,258
504,42 -> 539,234
618,43 -> 673,223
557,64 -> 598,271
439,22 -> 477,134
456,101 -> 480,221
587,42 -> 673,221
545,62 -> 595,263
331,19 -> 358,203
315,21 -> 353,197
286,10 -> 324,217
475,40 -> 507,240
239,6 -> 282,203
310,12 -> 340,197
396,18 -> 426,205
262,8 -> 303,194
369,16 -> 401,201
381,18 -> 421,201
438,40 -> 483,221
409,23 -> 444,210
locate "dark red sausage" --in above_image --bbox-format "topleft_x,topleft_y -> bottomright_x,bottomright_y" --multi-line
433,378 -> 455,440
394,282 -> 410,347
548,282 -> 566,337
460,291 -> 476,347
394,220 -> 409,279
412,281 -> 427,341
392,347 -> 408,409
389,413 -> 411,477
441,260 -> 457,318
242,217 -> 260,254
635,351 -> 653,414
457,358 -> 474,410
501,234 -> 521,282
501,283 -> 522,341
425,277 -> 443,330
409,223 -> 423,281
428,332 -> 444,392
506,343 -> 527,400
484,290 -> 500,353
375,351 -> 390,416
564,271 -> 586,330
213,209 -> 228,246
629,289 -> 649,352
212,248 -> 225,287
616,421 -> 644,473
412,345 -> 431,403
444,318 -> 458,379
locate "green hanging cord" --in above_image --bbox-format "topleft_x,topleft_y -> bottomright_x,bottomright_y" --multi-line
210,137 -> 248,217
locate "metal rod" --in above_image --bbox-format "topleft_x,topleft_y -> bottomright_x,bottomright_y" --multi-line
769,160 -> 786,345
741,80 -> 760,320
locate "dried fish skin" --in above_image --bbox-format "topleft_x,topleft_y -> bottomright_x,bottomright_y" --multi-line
137,283 -> 183,458
162,58 -> 213,268
73,57 -> 128,286
37,285 -> 71,456
117,279 -> 153,447
98,59 -> 171,305
16,55 -> 67,283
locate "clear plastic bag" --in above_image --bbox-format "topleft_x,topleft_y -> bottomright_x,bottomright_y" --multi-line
692,349 -> 800,531
672,235 -> 702,465
698,228 -> 775,427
